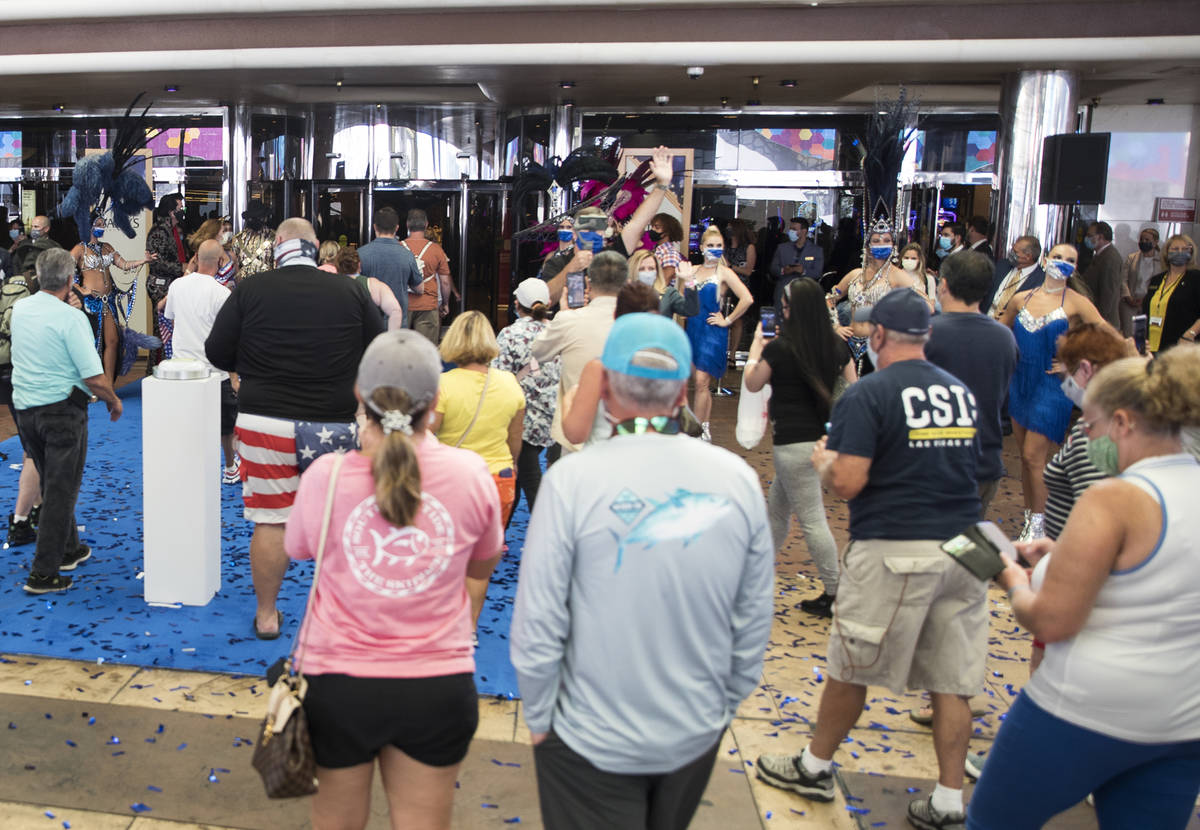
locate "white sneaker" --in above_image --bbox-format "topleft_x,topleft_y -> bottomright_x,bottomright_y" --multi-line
222,458 -> 241,485
700,422 -> 712,443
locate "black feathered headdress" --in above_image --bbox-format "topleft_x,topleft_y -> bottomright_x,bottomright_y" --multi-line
857,87 -> 918,238
59,94 -> 161,241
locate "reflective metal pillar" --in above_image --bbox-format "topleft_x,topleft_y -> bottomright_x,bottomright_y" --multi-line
994,70 -> 1079,256
229,103 -> 253,230
547,104 -> 580,215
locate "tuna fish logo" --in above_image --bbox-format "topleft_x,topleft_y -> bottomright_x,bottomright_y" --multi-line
614,489 -> 734,572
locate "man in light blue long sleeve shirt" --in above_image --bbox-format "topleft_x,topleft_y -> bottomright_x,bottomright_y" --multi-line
511,312 -> 775,830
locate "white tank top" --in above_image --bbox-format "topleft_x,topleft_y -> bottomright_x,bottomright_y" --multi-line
1026,453 -> 1200,742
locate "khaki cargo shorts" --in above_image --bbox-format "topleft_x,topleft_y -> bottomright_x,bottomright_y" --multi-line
826,538 -> 988,696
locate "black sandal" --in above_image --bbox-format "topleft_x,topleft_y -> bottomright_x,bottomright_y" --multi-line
253,610 -> 284,640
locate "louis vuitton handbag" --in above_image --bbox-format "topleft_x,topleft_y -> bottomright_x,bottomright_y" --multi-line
251,453 -> 345,798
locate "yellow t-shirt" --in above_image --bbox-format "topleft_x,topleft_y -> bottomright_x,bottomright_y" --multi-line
435,368 -> 525,473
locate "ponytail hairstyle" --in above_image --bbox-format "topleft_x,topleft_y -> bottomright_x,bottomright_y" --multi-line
1084,345 -> 1200,435
365,386 -> 425,527
518,300 -> 549,321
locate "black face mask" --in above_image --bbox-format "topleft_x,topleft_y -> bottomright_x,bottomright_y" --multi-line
647,229 -> 664,243
1138,240 -> 1154,254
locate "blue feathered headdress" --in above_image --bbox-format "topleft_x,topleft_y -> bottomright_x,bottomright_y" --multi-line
59,94 -> 160,240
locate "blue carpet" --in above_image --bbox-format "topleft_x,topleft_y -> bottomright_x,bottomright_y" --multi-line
0,382 -> 521,698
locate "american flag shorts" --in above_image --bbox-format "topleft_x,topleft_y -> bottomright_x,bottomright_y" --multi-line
234,412 -> 358,524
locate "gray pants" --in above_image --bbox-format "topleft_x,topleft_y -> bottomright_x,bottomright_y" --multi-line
15,399 -> 86,576
768,440 -> 840,595
534,731 -> 720,830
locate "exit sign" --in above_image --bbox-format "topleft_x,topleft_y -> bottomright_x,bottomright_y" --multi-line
1156,197 -> 1196,223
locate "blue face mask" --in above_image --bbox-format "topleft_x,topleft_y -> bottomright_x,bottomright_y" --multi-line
577,230 -> 605,253
1045,259 -> 1076,280
704,248 -> 724,261
786,229 -> 799,243
869,245 -> 892,261
91,227 -> 104,239
937,236 -> 953,251
557,229 -> 574,244
8,229 -> 19,241
1084,236 -> 1097,251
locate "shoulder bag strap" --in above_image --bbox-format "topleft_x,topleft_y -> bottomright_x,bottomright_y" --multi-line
454,369 -> 491,448
291,451 -> 346,673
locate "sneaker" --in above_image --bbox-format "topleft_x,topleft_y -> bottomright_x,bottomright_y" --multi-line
964,750 -> 987,780
700,422 -> 712,443
28,504 -> 41,529
24,572 -> 73,594
1016,509 -> 1032,542
6,514 -> 36,546
59,544 -> 92,572
907,795 -> 966,829
798,592 -> 835,619
222,458 -> 242,485
755,753 -> 835,802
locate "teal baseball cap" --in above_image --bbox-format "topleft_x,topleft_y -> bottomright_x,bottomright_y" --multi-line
601,312 -> 693,381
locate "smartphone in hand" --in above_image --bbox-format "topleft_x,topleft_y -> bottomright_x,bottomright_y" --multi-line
1132,314 -> 1149,356
566,273 -> 586,309
760,306 -> 777,338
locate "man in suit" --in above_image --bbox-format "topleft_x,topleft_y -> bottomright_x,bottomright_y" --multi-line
1081,221 -> 1123,328
983,235 -> 1044,320
769,216 -> 824,307
966,216 -> 995,261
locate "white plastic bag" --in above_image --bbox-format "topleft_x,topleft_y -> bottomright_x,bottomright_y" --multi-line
735,376 -> 771,449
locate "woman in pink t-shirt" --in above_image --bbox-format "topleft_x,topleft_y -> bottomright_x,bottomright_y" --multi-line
284,330 -> 503,830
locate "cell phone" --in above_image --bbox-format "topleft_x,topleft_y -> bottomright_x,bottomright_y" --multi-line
941,521 -> 1014,582
566,272 -> 586,309
1132,314 -> 1148,356
574,214 -> 607,233
760,307 -> 777,338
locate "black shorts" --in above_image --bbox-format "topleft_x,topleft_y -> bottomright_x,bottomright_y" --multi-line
220,379 -> 237,437
303,672 -> 478,769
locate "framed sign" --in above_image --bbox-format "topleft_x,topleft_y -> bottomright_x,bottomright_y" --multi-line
1155,197 -> 1196,223
618,147 -> 694,245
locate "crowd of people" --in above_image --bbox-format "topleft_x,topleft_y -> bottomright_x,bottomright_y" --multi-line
1,150 -> 1198,828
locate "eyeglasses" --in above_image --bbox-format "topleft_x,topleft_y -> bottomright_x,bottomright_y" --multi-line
1078,415 -> 1107,437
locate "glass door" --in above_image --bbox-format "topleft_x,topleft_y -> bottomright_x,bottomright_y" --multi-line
312,180 -> 368,246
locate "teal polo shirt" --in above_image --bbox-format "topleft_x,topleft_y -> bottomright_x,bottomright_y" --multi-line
10,291 -> 104,410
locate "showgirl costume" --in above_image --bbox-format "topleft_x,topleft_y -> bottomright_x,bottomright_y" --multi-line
685,275 -> 728,378
1008,288 -> 1073,443
846,262 -> 894,365
57,95 -> 161,375
75,241 -> 161,379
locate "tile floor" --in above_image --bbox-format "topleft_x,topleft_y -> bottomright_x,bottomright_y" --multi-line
0,372 -> 1040,829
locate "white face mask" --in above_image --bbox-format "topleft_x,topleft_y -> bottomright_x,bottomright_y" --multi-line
219,231 -> 233,245
1061,374 -> 1086,406
636,270 -> 657,286
866,332 -> 880,367
901,258 -> 920,272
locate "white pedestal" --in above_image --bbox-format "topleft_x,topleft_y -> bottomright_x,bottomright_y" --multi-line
142,374 -> 222,606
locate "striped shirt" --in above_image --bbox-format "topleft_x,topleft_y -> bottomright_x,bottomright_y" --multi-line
1043,423 -> 1108,540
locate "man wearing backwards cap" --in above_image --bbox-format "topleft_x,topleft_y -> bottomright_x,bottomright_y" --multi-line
512,313 -> 774,830
757,287 -> 985,830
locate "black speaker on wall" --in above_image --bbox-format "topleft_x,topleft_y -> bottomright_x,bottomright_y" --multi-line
1039,133 -> 1111,205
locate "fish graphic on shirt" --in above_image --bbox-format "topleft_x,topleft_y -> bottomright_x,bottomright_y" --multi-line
612,488 -> 734,572
367,526 -> 430,569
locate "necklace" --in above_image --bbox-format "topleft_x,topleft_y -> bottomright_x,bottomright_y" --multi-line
1041,282 -> 1066,295
864,260 -> 891,289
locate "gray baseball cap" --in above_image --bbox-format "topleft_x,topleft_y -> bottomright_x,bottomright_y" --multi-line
357,330 -> 442,413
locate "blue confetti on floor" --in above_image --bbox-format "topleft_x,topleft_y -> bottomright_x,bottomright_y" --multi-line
0,382 -> 520,697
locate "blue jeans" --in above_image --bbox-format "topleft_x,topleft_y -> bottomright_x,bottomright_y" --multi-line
968,691 -> 1200,829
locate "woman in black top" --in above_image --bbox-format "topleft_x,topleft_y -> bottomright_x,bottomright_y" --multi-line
1142,233 -> 1200,353
744,278 -> 855,617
